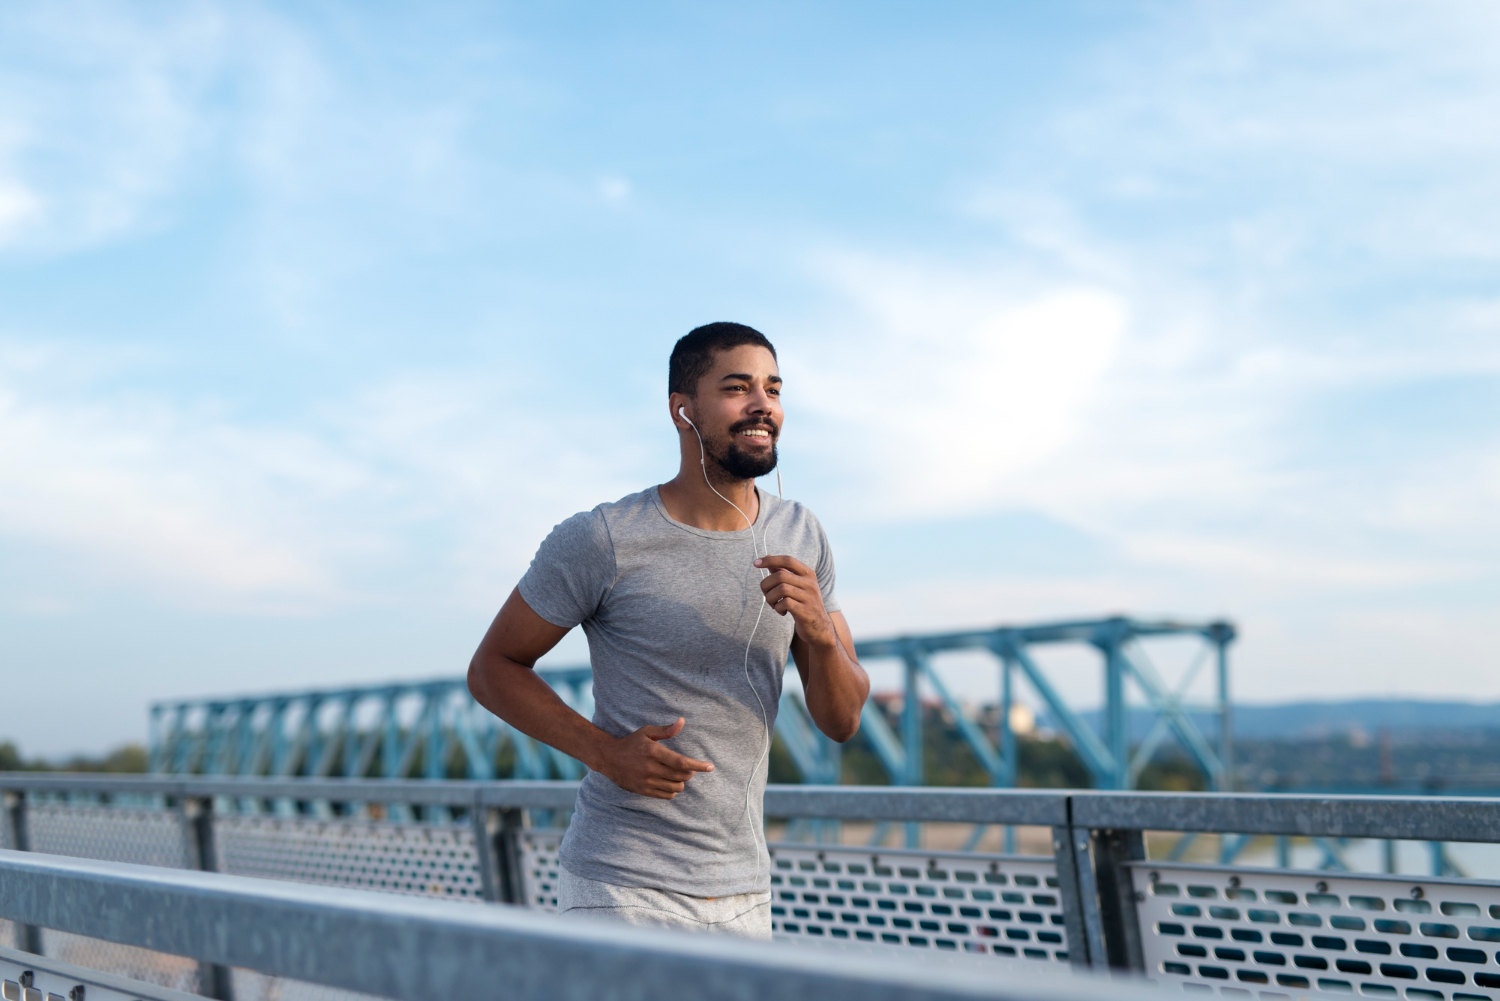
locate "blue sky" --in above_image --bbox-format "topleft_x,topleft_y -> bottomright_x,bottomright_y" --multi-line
2,2 -> 1498,756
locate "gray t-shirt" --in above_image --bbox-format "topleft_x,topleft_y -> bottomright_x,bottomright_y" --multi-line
518,485 -> 839,897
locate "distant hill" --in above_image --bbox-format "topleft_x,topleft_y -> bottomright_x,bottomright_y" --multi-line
1229,700 -> 1500,739
1060,700 -> 1500,742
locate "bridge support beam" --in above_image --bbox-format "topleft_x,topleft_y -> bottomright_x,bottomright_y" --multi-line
145,617 -> 1238,820
3,791 -> 41,955
181,796 -> 233,1000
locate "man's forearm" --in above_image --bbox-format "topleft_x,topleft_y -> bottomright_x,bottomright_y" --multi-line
467,656 -> 612,770
802,637 -> 867,742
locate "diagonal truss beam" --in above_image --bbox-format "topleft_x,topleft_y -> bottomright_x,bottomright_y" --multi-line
146,617 -> 1234,803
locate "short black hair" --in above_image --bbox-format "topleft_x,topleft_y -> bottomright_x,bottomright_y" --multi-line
668,322 -> 778,397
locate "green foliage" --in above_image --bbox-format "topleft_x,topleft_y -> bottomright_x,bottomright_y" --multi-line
0,741 -> 149,773
768,733 -> 802,784
778,703 -> 1208,791
828,703 -> 1098,789
0,741 -> 26,771
1016,734 -> 1091,788
1136,752 -> 1208,792
60,744 -> 150,773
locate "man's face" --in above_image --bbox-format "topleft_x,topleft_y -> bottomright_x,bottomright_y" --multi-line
688,344 -> 782,481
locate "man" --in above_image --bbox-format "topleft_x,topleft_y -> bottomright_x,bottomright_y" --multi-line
467,322 -> 868,940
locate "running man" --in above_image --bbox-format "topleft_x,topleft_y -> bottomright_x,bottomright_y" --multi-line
467,321 -> 868,939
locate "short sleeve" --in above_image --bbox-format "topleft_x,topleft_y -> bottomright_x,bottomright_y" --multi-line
517,510 -> 617,629
811,515 -> 840,615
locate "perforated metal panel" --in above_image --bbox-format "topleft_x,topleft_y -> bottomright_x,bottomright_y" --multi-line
0,793 -> 14,954
215,816 -> 485,901
230,967 -> 389,1001
22,805 -> 196,989
0,799 -> 13,945
38,933 -> 199,995
1,944 -> 204,1001
767,843 -> 1068,961
1133,862 -> 1500,999
26,805 -> 190,869
519,829 -> 564,910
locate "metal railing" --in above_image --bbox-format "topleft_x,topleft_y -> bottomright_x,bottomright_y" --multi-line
0,850 -> 1153,1001
7,775 -> 1500,999
1067,789 -> 1500,990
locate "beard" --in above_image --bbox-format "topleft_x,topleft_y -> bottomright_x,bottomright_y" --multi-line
708,420 -> 779,480
716,440 -> 779,479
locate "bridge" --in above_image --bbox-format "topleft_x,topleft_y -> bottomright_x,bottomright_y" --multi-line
6,773 -> 1500,1000
148,616 -> 1235,782
147,615 -> 1234,851
11,614 -> 1500,999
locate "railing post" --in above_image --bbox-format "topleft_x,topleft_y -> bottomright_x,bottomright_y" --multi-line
900,647 -> 925,848
492,807 -> 528,905
471,805 -> 503,903
1100,636 -> 1129,791
180,796 -> 233,1000
1061,821 -> 1109,970
1213,624 -> 1234,790
1050,821 -> 1099,970
1089,828 -> 1147,972
4,789 -> 43,955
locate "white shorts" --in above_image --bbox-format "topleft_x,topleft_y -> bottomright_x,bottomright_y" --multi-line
557,865 -> 773,941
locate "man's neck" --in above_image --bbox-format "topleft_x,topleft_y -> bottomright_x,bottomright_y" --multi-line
658,466 -> 760,532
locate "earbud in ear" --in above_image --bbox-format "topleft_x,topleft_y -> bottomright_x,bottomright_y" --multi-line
678,405 -> 695,427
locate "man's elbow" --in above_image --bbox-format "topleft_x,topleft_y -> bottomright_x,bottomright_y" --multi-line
819,710 -> 863,744
827,722 -> 860,744
466,655 -> 492,704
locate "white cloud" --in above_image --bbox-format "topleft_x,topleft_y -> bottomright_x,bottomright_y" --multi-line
796,253 -> 1127,517
597,175 -> 632,204
0,3 -> 230,253
0,179 -> 41,244
0,344 -> 354,606
0,339 -> 651,614
0,2 -> 481,269
1120,535 -> 1476,591
327,371 -> 648,602
1057,1 -> 1500,269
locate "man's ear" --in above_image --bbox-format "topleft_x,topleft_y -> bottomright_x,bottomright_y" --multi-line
669,393 -> 694,429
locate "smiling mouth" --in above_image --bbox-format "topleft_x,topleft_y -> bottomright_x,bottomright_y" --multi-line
735,426 -> 775,444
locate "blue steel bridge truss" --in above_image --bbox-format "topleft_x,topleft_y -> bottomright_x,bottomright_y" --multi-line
150,616 -> 1235,831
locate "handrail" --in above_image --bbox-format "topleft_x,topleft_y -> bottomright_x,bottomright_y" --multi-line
0,775 -> 575,809
13,773 -> 1500,977
0,774 -> 1069,824
763,785 -> 1068,825
12,774 -> 1500,838
0,850 -> 1147,1001
1069,789 -> 1500,842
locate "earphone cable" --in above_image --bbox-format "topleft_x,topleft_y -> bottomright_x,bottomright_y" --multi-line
683,413 -> 774,888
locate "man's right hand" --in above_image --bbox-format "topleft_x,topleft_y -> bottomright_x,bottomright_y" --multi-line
594,717 -> 714,800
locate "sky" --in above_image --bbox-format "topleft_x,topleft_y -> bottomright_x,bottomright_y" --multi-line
2,1 -> 1498,757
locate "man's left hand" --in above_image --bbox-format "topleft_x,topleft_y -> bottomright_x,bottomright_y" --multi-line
755,555 -> 836,648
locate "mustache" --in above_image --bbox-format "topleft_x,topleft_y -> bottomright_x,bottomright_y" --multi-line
729,417 -> 779,437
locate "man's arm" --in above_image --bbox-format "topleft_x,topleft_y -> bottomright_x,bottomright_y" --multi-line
756,556 -> 869,742
467,587 -> 714,799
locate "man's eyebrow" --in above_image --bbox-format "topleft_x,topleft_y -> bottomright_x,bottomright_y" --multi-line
718,372 -> 783,384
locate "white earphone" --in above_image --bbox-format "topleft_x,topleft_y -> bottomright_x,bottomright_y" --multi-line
678,404 -> 774,884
